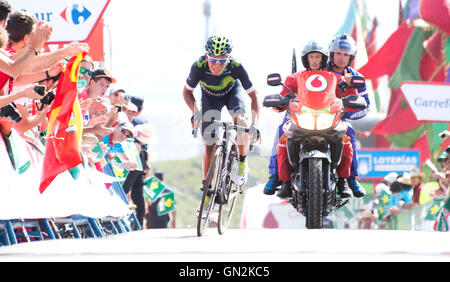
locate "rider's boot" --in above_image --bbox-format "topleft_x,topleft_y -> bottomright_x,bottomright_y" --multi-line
233,155 -> 248,186
336,177 -> 352,199
276,181 -> 292,198
347,176 -> 366,198
263,174 -> 281,195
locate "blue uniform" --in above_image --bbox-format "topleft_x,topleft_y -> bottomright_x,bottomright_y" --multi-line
327,63 -> 370,177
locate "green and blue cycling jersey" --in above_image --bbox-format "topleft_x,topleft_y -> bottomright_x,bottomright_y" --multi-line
185,55 -> 255,97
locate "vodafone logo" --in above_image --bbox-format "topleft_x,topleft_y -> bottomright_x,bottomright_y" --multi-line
305,74 -> 328,92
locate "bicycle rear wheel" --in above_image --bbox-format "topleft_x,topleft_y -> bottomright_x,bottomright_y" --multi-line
218,145 -> 239,235
197,146 -> 224,237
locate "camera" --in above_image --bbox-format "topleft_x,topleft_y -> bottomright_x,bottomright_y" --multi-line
33,85 -> 46,96
115,105 -> 122,112
40,91 -> 55,106
0,102 -> 22,123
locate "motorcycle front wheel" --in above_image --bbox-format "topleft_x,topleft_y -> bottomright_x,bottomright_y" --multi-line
306,158 -> 323,229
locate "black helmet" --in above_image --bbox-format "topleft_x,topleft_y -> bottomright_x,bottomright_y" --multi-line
301,40 -> 328,70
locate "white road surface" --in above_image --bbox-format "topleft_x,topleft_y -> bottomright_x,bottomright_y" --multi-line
0,228 -> 449,262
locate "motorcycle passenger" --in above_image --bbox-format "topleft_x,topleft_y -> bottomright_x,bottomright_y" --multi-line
182,35 -> 260,209
265,40 -> 354,199
327,34 -> 370,198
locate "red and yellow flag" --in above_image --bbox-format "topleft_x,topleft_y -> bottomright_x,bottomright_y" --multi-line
39,53 -> 85,193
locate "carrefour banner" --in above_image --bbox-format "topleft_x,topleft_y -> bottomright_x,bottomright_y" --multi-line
400,81 -> 450,122
10,0 -> 110,43
357,149 -> 420,179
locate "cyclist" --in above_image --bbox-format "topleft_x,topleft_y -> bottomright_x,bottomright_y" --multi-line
326,33 -> 370,198
264,40 -> 353,199
182,35 -> 260,204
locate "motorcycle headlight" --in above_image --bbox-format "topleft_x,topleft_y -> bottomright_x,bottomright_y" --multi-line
294,105 -> 336,130
295,112 -> 315,130
316,113 -> 337,130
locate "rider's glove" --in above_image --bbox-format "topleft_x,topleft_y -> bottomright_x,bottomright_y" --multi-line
249,123 -> 260,144
191,110 -> 202,127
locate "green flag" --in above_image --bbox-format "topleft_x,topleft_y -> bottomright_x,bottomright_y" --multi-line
388,27 -> 427,89
377,190 -> 391,221
144,177 -> 165,201
425,198 -> 443,221
436,210 -> 449,232
157,192 -> 175,216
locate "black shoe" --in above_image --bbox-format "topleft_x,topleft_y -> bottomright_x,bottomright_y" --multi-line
337,177 -> 352,199
277,181 -> 292,198
347,176 -> 366,198
263,174 -> 281,195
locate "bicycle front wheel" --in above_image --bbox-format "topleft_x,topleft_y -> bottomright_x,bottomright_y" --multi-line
218,145 -> 239,235
197,146 -> 224,237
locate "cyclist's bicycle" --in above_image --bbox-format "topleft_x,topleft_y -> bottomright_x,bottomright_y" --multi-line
194,120 -> 259,236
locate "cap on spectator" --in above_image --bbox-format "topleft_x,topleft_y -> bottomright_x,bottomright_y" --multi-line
117,121 -> 134,136
124,102 -> 138,112
410,168 -> 425,180
384,172 -> 398,183
109,88 -> 125,96
133,123 -> 153,144
129,96 -> 144,112
397,173 -> 411,186
92,69 -> 117,83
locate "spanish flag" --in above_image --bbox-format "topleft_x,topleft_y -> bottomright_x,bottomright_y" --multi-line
39,53 -> 85,193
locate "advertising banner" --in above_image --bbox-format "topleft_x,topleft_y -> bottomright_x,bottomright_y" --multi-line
400,81 -> 450,122
10,0 -> 111,43
357,149 -> 420,179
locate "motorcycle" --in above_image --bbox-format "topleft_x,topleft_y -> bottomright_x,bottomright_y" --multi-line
263,70 -> 366,229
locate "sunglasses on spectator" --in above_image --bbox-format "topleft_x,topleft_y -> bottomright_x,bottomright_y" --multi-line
80,67 -> 93,76
207,56 -> 229,65
121,129 -> 133,139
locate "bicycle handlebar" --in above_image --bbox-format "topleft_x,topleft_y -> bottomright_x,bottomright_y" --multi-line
212,120 -> 260,151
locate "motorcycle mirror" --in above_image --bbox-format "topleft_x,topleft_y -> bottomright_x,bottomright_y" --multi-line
267,73 -> 283,86
349,75 -> 365,89
263,94 -> 284,108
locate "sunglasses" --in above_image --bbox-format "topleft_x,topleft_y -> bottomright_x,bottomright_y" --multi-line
121,129 -> 133,139
80,67 -> 93,76
207,56 -> 229,65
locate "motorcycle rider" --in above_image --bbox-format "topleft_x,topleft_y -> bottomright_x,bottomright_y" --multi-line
182,35 -> 260,209
264,40 -> 353,199
327,34 -> 369,198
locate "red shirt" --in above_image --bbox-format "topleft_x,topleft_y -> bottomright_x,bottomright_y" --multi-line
0,45 -> 16,92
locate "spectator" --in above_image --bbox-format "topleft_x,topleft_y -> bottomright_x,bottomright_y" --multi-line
128,95 -> 148,126
124,102 -> 138,123
121,123 -> 153,227
375,172 -> 398,197
432,146 -> 450,198
78,69 -> 116,101
387,174 -> 412,215
410,168 -> 425,206
145,170 -> 171,229
77,55 -> 94,91
0,1 -> 11,28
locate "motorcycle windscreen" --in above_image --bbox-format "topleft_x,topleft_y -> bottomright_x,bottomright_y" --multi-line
296,70 -> 337,109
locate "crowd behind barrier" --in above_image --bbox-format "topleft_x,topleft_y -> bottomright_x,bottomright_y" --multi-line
350,142 -> 450,231
0,2 -> 174,246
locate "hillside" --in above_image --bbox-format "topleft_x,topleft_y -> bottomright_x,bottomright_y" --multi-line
151,151 -> 271,229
